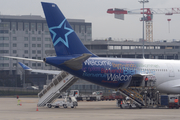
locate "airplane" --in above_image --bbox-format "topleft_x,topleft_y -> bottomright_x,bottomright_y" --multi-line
18,62 -> 61,75
4,2 -> 180,94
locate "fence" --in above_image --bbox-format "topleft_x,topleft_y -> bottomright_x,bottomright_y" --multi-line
0,87 -> 40,96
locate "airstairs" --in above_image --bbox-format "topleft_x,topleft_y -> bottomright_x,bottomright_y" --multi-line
119,75 -> 157,107
37,71 -> 78,107
119,88 -> 145,106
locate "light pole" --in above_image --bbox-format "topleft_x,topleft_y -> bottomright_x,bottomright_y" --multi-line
13,65 -> 17,88
139,0 -> 149,59
23,70 -> 25,88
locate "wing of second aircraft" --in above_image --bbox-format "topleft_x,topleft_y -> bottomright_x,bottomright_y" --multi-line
18,62 -> 61,75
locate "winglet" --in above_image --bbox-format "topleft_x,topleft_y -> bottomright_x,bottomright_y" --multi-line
18,62 -> 32,70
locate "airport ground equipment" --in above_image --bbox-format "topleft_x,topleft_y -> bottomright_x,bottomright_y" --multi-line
69,90 -> 83,101
118,88 -> 180,109
99,91 -> 123,101
118,75 -> 157,108
69,90 -> 99,101
116,99 -> 137,109
46,96 -> 78,108
37,71 -> 78,107
117,76 -> 180,109
157,95 -> 180,109
119,88 -> 145,108
168,95 -> 180,109
101,94 -> 123,101
92,91 -> 103,101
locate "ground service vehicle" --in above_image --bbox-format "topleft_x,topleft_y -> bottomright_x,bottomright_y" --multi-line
46,96 -> 78,108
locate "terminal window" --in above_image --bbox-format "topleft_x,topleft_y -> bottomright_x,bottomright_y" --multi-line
12,44 -> 17,47
37,37 -> 41,41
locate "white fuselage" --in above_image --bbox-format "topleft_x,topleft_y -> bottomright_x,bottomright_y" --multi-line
81,57 -> 180,94
141,59 -> 180,94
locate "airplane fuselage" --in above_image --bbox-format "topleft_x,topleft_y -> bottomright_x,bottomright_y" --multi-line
45,56 -> 180,94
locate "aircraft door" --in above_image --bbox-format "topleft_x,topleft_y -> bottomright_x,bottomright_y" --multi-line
166,63 -> 175,77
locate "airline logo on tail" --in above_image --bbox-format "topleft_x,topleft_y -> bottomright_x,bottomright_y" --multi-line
49,19 -> 74,48
42,2 -> 96,56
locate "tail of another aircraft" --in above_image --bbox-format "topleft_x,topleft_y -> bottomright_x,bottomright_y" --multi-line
18,62 -> 31,70
41,2 -> 97,57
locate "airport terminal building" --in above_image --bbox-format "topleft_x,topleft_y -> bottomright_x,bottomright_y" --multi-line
0,14 -> 180,93
0,15 -> 92,74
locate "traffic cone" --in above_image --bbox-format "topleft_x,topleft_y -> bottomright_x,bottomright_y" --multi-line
36,105 -> 39,111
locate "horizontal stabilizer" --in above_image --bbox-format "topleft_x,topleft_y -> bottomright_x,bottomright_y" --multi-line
3,56 -> 44,62
29,69 -> 61,75
63,53 -> 92,70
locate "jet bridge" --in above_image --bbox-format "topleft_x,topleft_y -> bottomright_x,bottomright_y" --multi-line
37,71 -> 78,107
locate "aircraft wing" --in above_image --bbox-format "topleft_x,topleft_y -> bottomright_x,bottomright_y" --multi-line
18,62 -> 61,75
133,74 -> 153,77
173,84 -> 180,88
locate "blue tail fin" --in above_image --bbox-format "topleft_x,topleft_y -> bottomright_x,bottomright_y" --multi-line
18,62 -> 31,70
41,2 -> 97,57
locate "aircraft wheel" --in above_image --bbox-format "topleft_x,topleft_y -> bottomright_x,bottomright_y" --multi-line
48,104 -> 52,108
129,105 -> 132,109
135,104 -> 142,109
63,104 -> 67,108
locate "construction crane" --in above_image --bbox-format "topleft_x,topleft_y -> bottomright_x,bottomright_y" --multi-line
107,8 -> 180,42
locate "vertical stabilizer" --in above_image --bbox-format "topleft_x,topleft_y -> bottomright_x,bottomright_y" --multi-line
41,2 -> 96,57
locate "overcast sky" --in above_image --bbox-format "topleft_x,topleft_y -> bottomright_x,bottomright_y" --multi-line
0,0 -> 180,41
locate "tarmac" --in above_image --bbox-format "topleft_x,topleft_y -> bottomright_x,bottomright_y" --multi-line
0,98 -> 180,120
